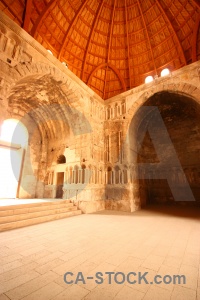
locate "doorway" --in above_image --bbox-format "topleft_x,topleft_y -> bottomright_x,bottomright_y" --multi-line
56,172 -> 64,198
0,119 -> 28,199
0,145 -> 23,198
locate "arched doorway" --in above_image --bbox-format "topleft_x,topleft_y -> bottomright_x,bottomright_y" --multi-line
0,119 -> 28,198
129,91 -> 200,207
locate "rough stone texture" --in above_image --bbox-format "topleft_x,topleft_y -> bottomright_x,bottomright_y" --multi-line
1,11 -> 200,212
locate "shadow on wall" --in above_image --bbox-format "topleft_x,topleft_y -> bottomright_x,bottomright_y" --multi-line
130,91 -> 200,207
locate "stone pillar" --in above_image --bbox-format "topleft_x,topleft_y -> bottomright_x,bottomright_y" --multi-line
129,181 -> 141,212
112,171 -> 115,184
127,169 -> 131,183
105,171 -> 108,184
78,169 -> 81,184
119,170 -> 122,184
64,171 -> 67,184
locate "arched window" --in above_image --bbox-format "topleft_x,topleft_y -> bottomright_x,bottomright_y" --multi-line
145,76 -> 153,84
161,68 -> 170,77
47,49 -> 53,55
57,155 -> 66,164
0,119 -> 28,146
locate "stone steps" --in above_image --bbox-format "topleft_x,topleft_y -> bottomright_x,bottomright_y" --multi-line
0,202 -> 74,217
0,199 -> 71,211
0,200 -> 82,231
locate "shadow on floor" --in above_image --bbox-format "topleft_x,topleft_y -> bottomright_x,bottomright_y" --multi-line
93,204 -> 200,220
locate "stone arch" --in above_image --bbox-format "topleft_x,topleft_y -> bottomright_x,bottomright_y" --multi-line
127,81 -> 200,126
0,59 -> 92,112
0,59 -> 93,199
128,89 -> 200,206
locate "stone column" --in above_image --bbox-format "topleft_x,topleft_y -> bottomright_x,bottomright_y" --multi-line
105,171 -> 108,184
112,171 -> 115,184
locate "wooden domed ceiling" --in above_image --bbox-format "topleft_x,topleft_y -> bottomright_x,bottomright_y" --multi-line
1,0 -> 200,99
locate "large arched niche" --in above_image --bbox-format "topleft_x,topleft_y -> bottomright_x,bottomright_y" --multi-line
5,72 -> 92,199
128,91 -> 200,207
7,75 -> 73,199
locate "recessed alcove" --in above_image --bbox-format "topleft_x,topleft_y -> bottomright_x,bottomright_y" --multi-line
131,92 -> 200,206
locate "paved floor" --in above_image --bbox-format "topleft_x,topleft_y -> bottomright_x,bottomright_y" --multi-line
0,199 -> 62,206
0,205 -> 199,300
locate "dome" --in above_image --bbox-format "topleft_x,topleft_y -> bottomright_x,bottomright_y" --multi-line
1,0 -> 200,99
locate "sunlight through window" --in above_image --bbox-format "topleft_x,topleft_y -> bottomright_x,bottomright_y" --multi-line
1,119 -> 28,147
0,119 -> 28,198
161,68 -> 170,77
145,76 -> 154,84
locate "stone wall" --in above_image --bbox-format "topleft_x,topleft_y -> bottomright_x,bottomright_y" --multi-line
106,61 -> 200,211
0,11 -> 105,213
1,11 -> 200,212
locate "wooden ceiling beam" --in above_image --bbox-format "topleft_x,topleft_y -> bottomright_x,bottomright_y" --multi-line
85,31 -> 180,65
57,3 -> 71,23
192,16 -> 200,62
39,35 -> 57,54
156,0 -> 187,66
125,0 -> 131,89
58,0 -> 89,60
180,11 -> 197,29
173,0 -> 188,15
104,0 -> 117,99
23,0 -> 33,31
88,63 -> 126,92
39,30 -> 62,47
103,65 -> 109,100
107,0 -> 116,61
93,21 -> 152,38
1,0 -> 22,24
192,0 -> 200,10
81,0 -> 105,80
48,11 -> 66,33
136,0 -> 157,75
32,0 -> 41,15
127,48 -> 183,69
166,0 -> 196,29
31,0 -> 57,37
96,59 -> 176,79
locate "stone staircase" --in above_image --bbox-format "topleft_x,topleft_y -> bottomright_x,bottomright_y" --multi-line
0,200 -> 82,231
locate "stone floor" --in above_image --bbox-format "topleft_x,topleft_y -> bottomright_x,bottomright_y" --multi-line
0,199 -> 60,206
0,205 -> 199,300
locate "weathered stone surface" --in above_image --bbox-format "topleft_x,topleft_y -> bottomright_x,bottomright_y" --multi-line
0,14 -> 200,212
